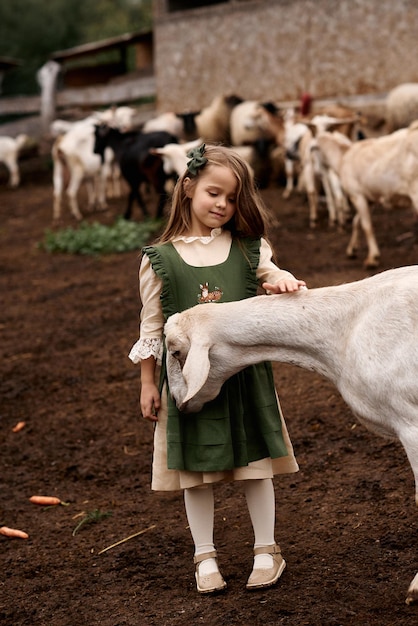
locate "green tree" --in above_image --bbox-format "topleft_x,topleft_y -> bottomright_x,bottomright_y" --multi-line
81,0 -> 152,42
0,0 -> 152,95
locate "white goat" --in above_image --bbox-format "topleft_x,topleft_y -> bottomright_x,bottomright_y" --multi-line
297,115 -> 357,228
142,95 -> 242,146
51,107 -> 135,221
229,100 -> 278,146
142,111 -> 186,139
50,119 -> 74,137
281,108 -> 309,200
0,134 -> 28,187
100,105 -> 137,131
52,117 -> 109,221
194,94 -> 242,143
151,139 -> 266,185
280,107 -> 359,227
51,107 -> 137,138
164,265 -> 418,606
313,130 -> 353,228
150,138 -> 203,177
317,121 -> 418,267
386,83 -> 418,132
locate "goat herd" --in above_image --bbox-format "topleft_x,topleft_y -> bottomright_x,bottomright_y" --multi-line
1,82 -> 418,268
1,85 -> 418,608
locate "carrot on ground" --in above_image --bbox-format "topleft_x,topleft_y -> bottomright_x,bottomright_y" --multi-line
12,421 -> 26,432
0,526 -> 29,539
29,495 -> 61,506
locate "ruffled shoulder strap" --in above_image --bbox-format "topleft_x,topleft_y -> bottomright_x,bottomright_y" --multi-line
142,244 -> 179,320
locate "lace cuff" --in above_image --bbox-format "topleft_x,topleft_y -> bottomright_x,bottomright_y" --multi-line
128,337 -> 163,364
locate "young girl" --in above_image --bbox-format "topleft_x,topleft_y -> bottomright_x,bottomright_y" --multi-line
129,143 -> 306,594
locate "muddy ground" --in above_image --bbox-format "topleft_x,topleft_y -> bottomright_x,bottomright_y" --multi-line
1,154 -> 417,626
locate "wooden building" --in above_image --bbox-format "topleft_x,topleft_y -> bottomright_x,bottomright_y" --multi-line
51,30 -> 153,89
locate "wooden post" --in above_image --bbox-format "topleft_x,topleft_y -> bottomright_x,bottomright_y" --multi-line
37,60 -> 61,134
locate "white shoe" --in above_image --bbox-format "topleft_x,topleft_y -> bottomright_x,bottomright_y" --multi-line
194,550 -> 227,594
246,543 -> 286,590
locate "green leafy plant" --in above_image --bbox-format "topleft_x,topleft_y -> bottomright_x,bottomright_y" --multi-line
72,509 -> 112,536
39,218 -> 163,255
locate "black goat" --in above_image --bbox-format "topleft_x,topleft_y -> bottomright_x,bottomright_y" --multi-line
93,125 -> 178,220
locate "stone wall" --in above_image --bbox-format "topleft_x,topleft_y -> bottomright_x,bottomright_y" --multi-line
153,0 -> 418,112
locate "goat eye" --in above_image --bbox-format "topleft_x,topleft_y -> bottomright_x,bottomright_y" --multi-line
171,350 -> 181,359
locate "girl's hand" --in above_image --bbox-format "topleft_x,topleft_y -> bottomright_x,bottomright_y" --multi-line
262,278 -> 307,294
140,382 -> 161,422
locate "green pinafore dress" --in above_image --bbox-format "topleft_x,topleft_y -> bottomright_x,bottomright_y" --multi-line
144,237 -> 289,474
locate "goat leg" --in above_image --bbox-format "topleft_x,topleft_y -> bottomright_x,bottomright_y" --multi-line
124,187 -> 149,220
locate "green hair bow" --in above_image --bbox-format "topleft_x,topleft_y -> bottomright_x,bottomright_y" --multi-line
186,143 -> 208,176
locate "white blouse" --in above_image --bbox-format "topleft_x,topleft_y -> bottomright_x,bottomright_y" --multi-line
128,228 -> 295,364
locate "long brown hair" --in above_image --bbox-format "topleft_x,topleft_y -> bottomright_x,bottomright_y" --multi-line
157,144 -> 271,244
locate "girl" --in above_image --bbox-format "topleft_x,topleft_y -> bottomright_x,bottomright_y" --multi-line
129,143 -> 306,594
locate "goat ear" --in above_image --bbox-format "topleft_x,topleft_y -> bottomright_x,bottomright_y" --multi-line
182,340 -> 211,404
307,122 -> 317,137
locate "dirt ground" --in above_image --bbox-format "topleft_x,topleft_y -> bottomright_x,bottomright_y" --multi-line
1,153 -> 417,626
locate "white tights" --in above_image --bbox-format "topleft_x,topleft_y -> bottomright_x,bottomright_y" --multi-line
184,478 -> 276,574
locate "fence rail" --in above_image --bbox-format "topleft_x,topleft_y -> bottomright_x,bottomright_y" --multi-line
0,75 -> 156,117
